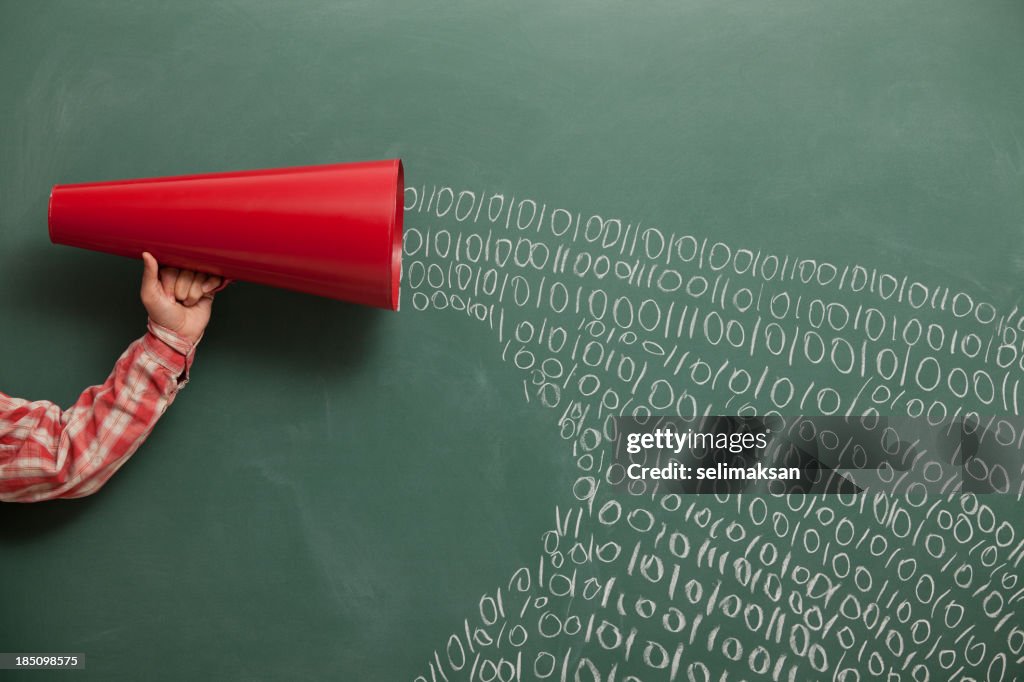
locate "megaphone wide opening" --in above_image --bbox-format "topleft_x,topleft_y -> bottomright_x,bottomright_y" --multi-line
391,160 -> 404,311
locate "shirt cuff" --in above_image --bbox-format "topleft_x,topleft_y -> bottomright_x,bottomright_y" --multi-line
142,320 -> 201,387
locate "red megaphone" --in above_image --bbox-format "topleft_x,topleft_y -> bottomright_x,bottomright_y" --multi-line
48,159 -> 404,310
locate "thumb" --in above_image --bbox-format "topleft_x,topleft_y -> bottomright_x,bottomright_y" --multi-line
141,252 -> 161,291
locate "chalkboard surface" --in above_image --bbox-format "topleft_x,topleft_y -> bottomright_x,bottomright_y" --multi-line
2,1 -> 1023,680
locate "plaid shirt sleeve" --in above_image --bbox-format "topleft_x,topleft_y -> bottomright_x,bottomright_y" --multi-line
0,320 -> 200,502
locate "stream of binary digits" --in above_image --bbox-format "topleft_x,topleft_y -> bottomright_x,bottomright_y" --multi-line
402,184 -> 1024,682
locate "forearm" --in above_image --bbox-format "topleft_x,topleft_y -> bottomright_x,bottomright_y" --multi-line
0,321 -> 198,502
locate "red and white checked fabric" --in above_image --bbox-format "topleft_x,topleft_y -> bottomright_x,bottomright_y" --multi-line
0,320 -> 200,502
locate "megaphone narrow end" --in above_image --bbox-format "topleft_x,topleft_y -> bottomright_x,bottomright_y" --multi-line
47,185 -> 57,245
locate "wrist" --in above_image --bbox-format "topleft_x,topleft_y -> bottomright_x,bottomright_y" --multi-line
143,319 -> 202,387
147,318 -> 202,352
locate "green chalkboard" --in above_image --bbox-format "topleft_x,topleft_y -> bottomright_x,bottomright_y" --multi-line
3,1 -> 1024,680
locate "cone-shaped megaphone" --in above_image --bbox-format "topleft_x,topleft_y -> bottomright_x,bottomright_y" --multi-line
48,159 -> 404,310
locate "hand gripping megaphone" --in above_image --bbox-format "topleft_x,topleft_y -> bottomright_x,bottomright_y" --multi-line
48,159 -> 404,310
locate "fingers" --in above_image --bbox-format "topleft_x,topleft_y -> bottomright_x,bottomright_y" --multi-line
173,269 -> 196,302
174,271 -> 223,306
160,267 -> 180,298
145,256 -> 223,306
181,273 -> 210,306
202,275 -> 224,294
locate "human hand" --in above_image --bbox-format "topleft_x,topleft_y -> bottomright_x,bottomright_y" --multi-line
140,252 -> 224,344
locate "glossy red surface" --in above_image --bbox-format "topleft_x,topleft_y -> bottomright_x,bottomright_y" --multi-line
48,159 -> 404,310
